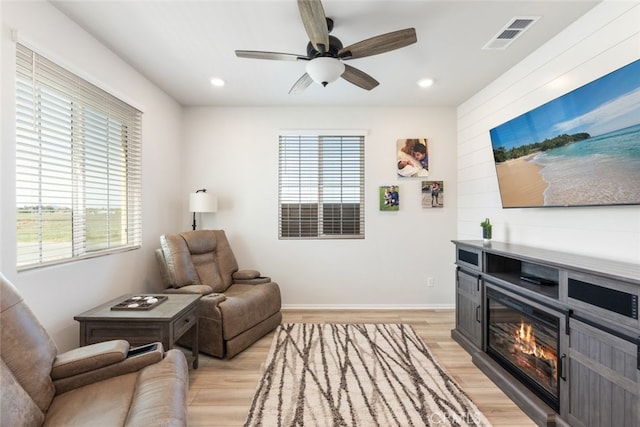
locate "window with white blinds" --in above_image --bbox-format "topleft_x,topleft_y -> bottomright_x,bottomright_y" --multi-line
15,43 -> 142,270
279,134 -> 364,239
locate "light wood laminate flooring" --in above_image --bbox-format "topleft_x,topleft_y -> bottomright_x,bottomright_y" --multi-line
187,309 -> 535,426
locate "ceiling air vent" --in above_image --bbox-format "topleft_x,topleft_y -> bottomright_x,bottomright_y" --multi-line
483,16 -> 540,50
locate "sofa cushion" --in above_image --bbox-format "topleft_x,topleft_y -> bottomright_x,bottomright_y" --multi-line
181,229 -> 217,254
44,372 -> 137,426
160,234 -> 201,288
181,230 -> 227,292
220,282 -> 282,340
158,230 -> 242,293
184,230 -> 248,293
212,230 -> 240,289
1,276 -> 57,412
1,359 -> 44,427
190,252 -> 226,293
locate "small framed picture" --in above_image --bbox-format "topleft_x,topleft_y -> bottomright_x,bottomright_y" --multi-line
397,138 -> 429,177
380,185 -> 400,211
422,181 -> 444,208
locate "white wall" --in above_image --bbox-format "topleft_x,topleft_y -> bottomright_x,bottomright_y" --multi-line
7,0 -> 635,352
1,1 -> 184,351
456,1 -> 640,263
182,107 -> 458,308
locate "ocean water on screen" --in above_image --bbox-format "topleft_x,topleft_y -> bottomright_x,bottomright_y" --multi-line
532,123 -> 640,206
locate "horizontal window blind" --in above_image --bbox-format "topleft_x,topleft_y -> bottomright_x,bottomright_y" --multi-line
279,134 -> 364,239
15,43 -> 142,269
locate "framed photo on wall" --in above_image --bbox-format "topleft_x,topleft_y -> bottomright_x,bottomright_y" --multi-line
397,138 -> 429,177
380,185 -> 399,211
421,181 -> 444,208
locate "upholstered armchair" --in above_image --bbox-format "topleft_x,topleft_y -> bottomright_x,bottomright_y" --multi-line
0,273 -> 189,426
156,229 -> 282,359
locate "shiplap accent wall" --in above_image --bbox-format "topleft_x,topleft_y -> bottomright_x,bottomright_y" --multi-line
456,1 -> 640,263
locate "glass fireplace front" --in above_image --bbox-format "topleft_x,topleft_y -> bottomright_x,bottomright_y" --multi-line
486,287 -> 561,411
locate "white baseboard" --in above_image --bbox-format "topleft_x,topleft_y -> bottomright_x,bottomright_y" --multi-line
281,304 -> 455,310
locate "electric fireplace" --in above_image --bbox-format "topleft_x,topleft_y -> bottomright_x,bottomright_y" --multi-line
486,286 -> 565,411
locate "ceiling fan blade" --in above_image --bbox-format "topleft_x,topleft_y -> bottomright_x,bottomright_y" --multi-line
341,64 -> 379,91
235,50 -> 308,61
289,73 -> 314,94
297,0 -> 330,53
338,28 -> 417,60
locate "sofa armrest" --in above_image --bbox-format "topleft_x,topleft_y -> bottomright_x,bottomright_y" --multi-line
233,277 -> 271,284
164,284 -> 213,295
124,349 -> 188,426
201,293 -> 227,305
53,342 -> 164,395
232,269 -> 261,280
233,269 -> 271,284
51,340 -> 129,379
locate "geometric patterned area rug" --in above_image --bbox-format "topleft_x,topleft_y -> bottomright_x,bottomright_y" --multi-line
244,323 -> 492,426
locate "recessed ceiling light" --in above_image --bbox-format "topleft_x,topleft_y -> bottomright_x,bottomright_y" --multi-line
210,77 -> 225,87
417,78 -> 434,88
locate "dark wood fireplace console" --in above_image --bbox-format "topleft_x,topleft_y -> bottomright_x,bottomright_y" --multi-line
452,240 -> 639,427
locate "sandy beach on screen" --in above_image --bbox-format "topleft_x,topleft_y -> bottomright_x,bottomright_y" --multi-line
495,154 -> 548,207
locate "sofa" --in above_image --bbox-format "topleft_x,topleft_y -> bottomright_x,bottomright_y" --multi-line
156,229 -> 282,358
0,273 -> 189,426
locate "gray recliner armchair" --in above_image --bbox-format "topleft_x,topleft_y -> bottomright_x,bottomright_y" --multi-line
156,229 -> 282,359
0,273 -> 189,426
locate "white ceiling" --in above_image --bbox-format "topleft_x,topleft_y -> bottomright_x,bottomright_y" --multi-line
50,0 -> 600,107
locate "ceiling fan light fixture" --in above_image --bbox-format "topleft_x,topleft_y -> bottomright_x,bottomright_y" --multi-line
306,57 -> 345,87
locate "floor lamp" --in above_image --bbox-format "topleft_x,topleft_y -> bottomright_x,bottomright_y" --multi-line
189,189 -> 217,230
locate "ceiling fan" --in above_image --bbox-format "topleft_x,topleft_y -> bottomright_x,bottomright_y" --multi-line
235,0 -> 417,94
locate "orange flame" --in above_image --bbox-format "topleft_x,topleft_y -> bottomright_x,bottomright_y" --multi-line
514,319 -> 557,380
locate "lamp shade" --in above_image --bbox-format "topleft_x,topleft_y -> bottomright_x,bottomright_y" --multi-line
189,192 -> 217,213
306,57 -> 345,87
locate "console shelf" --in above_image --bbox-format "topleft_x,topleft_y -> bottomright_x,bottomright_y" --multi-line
451,240 -> 639,427
486,271 -> 560,300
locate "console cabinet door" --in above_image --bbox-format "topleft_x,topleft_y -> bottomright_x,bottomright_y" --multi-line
564,319 -> 639,427
456,268 -> 483,349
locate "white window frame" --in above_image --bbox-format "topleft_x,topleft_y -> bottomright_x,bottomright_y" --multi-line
278,131 -> 365,239
15,43 -> 142,270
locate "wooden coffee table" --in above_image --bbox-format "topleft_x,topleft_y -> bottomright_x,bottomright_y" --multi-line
75,293 -> 201,369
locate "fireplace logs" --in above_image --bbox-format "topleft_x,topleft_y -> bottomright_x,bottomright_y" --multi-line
489,319 -> 558,390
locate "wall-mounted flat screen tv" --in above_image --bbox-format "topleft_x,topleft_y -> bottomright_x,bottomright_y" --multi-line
489,59 -> 640,208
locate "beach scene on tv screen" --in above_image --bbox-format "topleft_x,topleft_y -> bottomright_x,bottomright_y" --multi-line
489,59 -> 640,208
